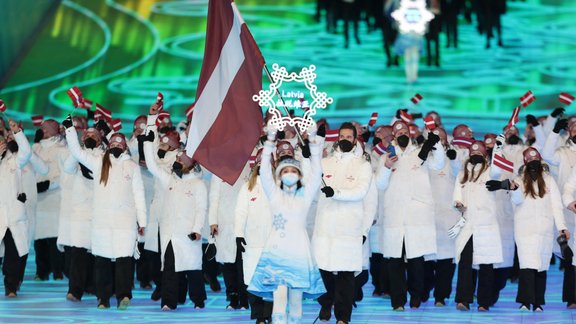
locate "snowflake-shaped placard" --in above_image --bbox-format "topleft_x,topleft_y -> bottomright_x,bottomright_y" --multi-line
253,63 -> 333,133
392,0 -> 434,35
272,213 -> 287,231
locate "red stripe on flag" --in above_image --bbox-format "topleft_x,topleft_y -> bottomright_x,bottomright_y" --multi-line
66,86 -> 83,107
95,104 -> 112,122
519,90 -> 535,107
507,106 -> 520,127
368,112 -> 378,126
81,98 -> 93,110
559,92 -> 575,105
186,0 -> 265,185
325,129 -> 339,142
0,99 -> 5,113
410,93 -> 423,104
373,142 -> 387,155
423,116 -> 436,130
186,102 -> 195,120
493,154 -> 514,173
452,137 -> 474,148
31,115 -> 44,126
112,119 -> 122,132
399,110 -> 413,123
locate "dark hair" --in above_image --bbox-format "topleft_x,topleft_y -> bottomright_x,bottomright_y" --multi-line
523,165 -> 546,199
339,122 -> 357,139
460,159 -> 488,184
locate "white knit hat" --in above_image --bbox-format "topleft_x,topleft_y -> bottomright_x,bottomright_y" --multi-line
275,157 -> 302,178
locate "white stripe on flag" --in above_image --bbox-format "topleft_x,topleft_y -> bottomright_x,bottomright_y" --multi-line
186,4 -> 245,158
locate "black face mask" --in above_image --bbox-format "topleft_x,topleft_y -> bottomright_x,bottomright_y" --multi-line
526,137 -> 536,146
172,162 -> 183,178
159,126 -> 171,134
338,140 -> 354,153
84,138 -> 97,149
470,155 -> 484,165
527,160 -> 542,171
157,149 -> 167,159
109,147 -> 123,158
572,136 -> 576,144
507,134 -> 521,145
372,137 -> 382,146
396,135 -> 410,148
416,135 -> 425,145
7,141 -> 18,153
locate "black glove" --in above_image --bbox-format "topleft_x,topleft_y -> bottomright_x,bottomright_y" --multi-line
557,233 -> 574,259
361,130 -> 371,143
321,186 -> 334,198
188,233 -> 198,241
418,133 -> 439,161
485,179 -> 511,191
446,149 -> 457,160
277,130 -> 285,140
395,108 -> 408,119
553,119 -> 568,134
137,131 -> 155,143
86,109 -> 95,121
362,235 -> 366,245
34,129 -> 44,143
36,180 -> 50,193
551,107 -> 565,118
301,139 -> 311,158
416,134 -> 425,145
317,124 -> 326,138
526,114 -> 539,127
259,135 -> 267,145
236,237 -> 246,253
79,163 -> 93,180
62,115 -> 73,129
95,119 -> 111,136
17,193 -> 27,203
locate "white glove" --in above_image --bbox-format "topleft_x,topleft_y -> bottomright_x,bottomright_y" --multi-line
265,121 -> 277,141
448,216 -> 467,239
495,134 -> 506,150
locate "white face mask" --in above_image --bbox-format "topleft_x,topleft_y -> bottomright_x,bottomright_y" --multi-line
281,172 -> 299,187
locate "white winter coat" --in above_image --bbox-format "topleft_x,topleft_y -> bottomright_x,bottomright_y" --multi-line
562,167 -> 576,266
313,145 -> 372,272
0,131 -> 32,256
452,163 -> 503,265
66,128 -> 147,259
144,142 -> 206,271
511,174 -> 567,271
22,153 -> 49,243
375,141 -> 444,259
234,176 -> 272,284
33,137 -> 69,240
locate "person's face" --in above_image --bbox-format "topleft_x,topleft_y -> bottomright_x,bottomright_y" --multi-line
339,128 -> 356,144
280,166 -> 300,177
394,128 -> 409,139
84,131 -> 101,147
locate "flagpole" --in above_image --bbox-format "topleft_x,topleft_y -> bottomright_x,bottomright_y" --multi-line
263,64 -> 328,188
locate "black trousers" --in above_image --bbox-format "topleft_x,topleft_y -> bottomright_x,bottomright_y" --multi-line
341,2 -> 360,47
561,254 -> 575,304
381,17 -> 398,64
388,242 -> 425,308
516,269 -> 546,306
426,16 -> 441,66
455,237 -> 495,308
222,249 -> 248,308
2,229 -> 28,295
34,237 -> 64,280
492,267 -> 510,305
318,270 -> 355,322
161,241 -> 206,309
354,269 -> 369,302
369,253 -> 387,295
249,292 -> 273,321
135,242 -> 151,287
94,256 -> 134,307
66,246 -> 93,300
202,243 -> 220,281
423,259 -> 456,302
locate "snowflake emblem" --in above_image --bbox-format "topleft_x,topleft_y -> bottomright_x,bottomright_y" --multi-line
272,213 -> 287,231
392,0 -> 434,35
252,63 -> 333,133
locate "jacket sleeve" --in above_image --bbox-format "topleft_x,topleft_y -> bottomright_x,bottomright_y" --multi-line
62,153 -> 78,174
192,180 -> 208,234
375,162 -> 392,191
208,176 -> 222,226
234,184 -> 250,238
510,178 -> 524,205
453,172 -> 465,206
65,127 -> 98,171
143,141 -> 170,188
14,130 -> 32,168
131,164 -> 147,228
542,132 -> 561,166
361,178 -> 378,237
304,141 -> 323,199
427,141 -> 445,171
532,124 -> 546,151
332,160 -> 372,202
543,115 -> 557,136
549,176 -> 568,231
260,140 -> 278,199
563,167 -> 576,208
29,152 -> 49,176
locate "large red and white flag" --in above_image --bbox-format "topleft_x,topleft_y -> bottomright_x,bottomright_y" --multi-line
559,92 -> 575,105
493,153 -> 514,173
507,106 -> 520,127
185,0 -> 265,185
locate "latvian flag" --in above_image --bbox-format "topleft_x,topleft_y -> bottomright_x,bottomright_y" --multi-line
325,129 -> 339,142
184,0 -> 265,184
559,92 -> 575,105
185,102 -> 195,120
156,92 -> 164,109
95,104 -> 112,122
493,153 -> 514,173
519,90 -> 535,107
81,98 -> 93,110
368,112 -> 378,126
248,154 -> 257,168
0,99 -> 5,113
373,142 -> 387,155
66,86 -> 83,107
507,106 -> 520,127
410,93 -> 423,104
31,115 -> 44,127
423,116 -> 436,130
112,119 -> 122,132
452,136 -> 474,148
399,110 -> 413,123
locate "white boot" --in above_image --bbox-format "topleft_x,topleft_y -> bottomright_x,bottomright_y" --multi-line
272,313 -> 287,324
